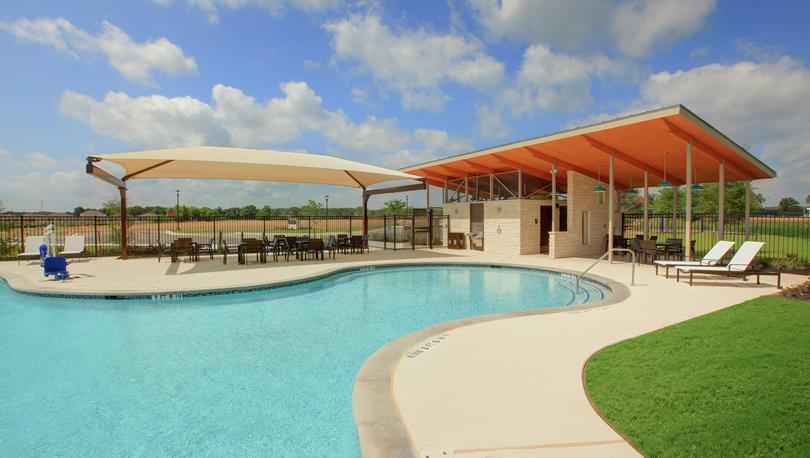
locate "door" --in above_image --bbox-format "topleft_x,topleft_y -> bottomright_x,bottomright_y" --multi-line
559,205 -> 568,232
470,203 -> 484,251
540,205 -> 552,250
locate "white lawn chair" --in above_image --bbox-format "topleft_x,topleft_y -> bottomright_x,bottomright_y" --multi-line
654,240 -> 735,278
59,235 -> 86,259
675,241 -> 772,286
17,236 -> 44,264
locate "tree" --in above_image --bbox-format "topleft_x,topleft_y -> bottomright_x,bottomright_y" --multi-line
72,206 -> 85,216
0,199 -> 5,213
256,205 -> 273,219
382,198 -> 407,215
240,205 -> 258,219
299,199 -> 323,216
620,192 -> 643,213
651,187 -> 685,213
777,197 -> 802,213
102,199 -> 121,216
806,194 -> 810,205
693,181 -> 765,214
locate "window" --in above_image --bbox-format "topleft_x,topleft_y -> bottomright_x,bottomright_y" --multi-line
581,211 -> 590,245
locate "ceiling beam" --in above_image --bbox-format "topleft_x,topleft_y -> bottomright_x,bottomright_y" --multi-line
462,159 -> 496,174
583,135 -> 683,185
661,119 -> 750,179
438,164 -> 471,177
523,146 -> 628,188
490,154 -> 556,182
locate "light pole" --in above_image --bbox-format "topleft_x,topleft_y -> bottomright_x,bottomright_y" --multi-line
405,195 -> 409,213
324,194 -> 329,233
175,189 -> 180,230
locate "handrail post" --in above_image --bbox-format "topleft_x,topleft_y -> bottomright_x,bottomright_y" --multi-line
576,248 -> 636,292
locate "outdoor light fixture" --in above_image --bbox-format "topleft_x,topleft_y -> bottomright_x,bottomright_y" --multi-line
658,151 -> 672,188
593,161 -> 605,193
624,175 -> 638,197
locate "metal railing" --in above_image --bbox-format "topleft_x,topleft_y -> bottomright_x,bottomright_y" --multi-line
576,248 -> 636,292
0,213 -> 450,260
622,212 -> 809,263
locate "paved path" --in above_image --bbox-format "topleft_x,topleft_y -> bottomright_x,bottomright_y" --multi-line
391,251 -> 796,457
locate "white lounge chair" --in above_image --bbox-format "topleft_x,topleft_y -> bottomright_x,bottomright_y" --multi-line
17,236 -> 44,264
59,235 -> 86,259
675,241 -> 774,286
654,240 -> 735,278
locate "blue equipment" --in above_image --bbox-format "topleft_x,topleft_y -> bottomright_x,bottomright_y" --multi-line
39,244 -> 48,266
43,256 -> 69,280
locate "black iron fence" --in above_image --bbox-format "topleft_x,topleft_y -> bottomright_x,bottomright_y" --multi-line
0,213 -> 449,260
622,212 -> 810,263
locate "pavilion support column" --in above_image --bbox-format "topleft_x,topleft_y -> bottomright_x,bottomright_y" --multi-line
443,177 -> 448,204
718,162 -> 725,239
464,176 -> 469,203
551,162 -> 558,232
643,171 -> 649,239
608,152 -> 615,262
744,180 -> 751,240
425,181 -> 430,210
685,140 -> 693,259
517,167 -> 523,199
119,186 -> 128,260
672,185 -> 678,236
489,173 -> 494,201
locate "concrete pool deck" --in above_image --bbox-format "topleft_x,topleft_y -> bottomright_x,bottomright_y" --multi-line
0,250 -> 802,457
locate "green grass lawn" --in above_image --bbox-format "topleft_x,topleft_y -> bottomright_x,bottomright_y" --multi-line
585,295 -> 810,457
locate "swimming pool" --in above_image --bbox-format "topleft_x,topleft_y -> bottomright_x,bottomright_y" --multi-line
0,264 -> 609,456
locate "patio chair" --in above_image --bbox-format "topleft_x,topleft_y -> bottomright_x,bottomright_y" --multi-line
17,236 -> 44,264
637,239 -> 660,264
170,238 -> 195,262
325,235 -> 338,259
58,235 -> 86,259
305,239 -> 324,260
675,241 -> 769,286
240,239 -> 265,265
336,234 -> 350,253
349,235 -> 363,253
654,240 -> 735,278
284,236 -> 298,261
195,238 -> 216,260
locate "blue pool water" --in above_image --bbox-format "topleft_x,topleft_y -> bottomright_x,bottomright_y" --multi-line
0,265 -> 608,456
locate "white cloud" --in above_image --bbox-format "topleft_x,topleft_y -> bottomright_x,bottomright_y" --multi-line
584,55 -> 810,204
350,87 -> 368,104
325,14 -> 504,111
28,152 -> 60,168
0,147 -> 12,161
58,81 -> 473,165
475,104 -> 508,139
503,44 -> 629,114
155,0 -> 342,23
382,128 -> 472,169
465,0 -> 715,57
0,17 -> 197,85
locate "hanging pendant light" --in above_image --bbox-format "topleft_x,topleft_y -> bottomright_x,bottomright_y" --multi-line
593,161 -> 605,193
658,151 -> 672,188
625,174 -> 638,196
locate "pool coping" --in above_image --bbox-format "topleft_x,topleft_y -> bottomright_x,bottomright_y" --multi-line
351,263 -> 630,458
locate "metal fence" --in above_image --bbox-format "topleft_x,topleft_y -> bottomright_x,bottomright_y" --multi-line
622,212 -> 810,262
0,213 -> 449,260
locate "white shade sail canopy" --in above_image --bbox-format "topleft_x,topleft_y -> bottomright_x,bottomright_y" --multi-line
89,146 -> 420,188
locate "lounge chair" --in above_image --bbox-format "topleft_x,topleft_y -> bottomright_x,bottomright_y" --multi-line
325,235 -> 337,259
17,236 -> 44,264
675,241 -> 771,286
58,235 -> 86,259
654,240 -> 735,278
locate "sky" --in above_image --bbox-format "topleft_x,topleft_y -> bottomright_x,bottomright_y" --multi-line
0,0 -> 808,212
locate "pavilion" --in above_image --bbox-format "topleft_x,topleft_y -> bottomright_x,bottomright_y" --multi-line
401,105 -> 776,260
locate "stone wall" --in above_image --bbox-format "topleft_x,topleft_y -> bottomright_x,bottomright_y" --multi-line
549,171 -> 619,258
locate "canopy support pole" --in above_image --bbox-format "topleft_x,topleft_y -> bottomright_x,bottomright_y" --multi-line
464,176 -> 469,202
443,177 -> 448,204
685,139 -> 693,259
119,186 -> 128,260
643,171 -> 649,239
608,152 -> 615,262
362,187 -> 368,236
718,161 -> 725,239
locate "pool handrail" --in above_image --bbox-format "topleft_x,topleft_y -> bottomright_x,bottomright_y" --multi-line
576,248 -> 636,292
